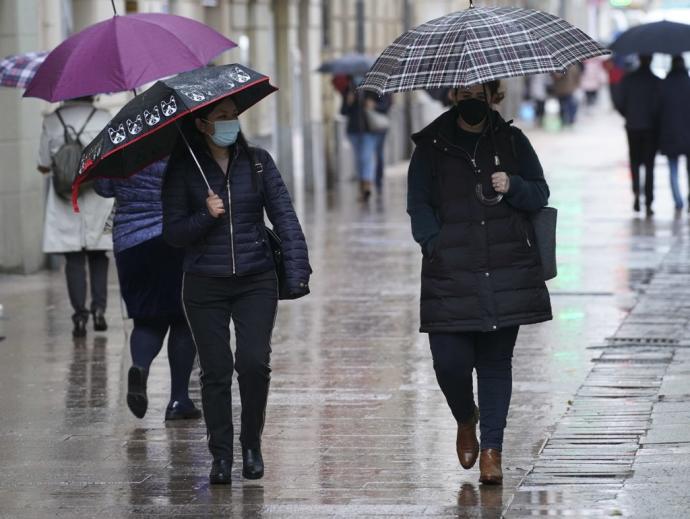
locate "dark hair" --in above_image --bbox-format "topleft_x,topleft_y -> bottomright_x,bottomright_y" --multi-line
452,80 -> 505,104
485,80 -> 505,104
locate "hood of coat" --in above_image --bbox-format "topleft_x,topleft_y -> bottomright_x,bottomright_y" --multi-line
411,106 -> 513,148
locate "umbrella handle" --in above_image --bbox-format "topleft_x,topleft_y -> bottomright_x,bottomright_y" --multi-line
175,122 -> 212,192
475,183 -> 503,206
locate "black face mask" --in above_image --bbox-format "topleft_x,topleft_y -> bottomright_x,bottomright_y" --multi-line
456,98 -> 487,126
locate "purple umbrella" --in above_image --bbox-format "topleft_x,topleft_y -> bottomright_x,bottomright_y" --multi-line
24,13 -> 236,102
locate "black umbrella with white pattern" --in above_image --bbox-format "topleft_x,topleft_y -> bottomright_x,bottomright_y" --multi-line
360,5 -> 608,95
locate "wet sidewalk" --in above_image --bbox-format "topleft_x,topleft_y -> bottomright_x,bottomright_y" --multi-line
0,108 -> 688,517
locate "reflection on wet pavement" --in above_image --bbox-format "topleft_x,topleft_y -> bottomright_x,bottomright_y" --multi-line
0,112 -> 685,516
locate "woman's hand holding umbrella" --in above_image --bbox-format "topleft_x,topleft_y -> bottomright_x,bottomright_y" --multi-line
491,173 -> 510,194
206,190 -> 225,218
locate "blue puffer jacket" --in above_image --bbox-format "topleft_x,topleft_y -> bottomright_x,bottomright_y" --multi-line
161,139 -> 311,293
95,159 -> 167,254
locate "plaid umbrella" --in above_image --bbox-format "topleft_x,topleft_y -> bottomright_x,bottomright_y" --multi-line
0,51 -> 47,88
360,6 -> 608,95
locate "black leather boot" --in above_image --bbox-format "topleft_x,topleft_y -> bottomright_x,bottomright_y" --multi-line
72,314 -> 88,338
126,365 -> 148,419
242,448 -> 264,480
92,309 -> 108,331
210,458 -> 232,485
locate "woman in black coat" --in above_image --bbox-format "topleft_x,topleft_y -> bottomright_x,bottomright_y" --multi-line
162,96 -> 311,485
407,81 -> 552,485
659,56 -> 690,211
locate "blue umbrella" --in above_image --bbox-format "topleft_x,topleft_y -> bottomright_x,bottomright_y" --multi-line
318,53 -> 376,75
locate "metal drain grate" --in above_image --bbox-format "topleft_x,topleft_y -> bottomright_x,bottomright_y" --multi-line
606,336 -> 680,345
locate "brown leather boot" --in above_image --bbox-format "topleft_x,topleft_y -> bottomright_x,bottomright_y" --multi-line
479,448 -> 503,485
456,407 -> 479,469
359,181 -> 373,202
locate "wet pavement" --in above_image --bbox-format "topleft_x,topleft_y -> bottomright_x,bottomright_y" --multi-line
1,109 -> 688,517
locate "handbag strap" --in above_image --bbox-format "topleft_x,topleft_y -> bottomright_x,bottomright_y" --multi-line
237,135 -> 265,199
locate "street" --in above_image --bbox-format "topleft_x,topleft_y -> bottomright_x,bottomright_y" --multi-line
0,108 -> 688,518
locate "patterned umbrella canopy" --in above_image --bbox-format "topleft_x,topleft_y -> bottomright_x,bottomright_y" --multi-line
72,63 -> 277,209
360,5 -> 609,95
0,51 -> 47,88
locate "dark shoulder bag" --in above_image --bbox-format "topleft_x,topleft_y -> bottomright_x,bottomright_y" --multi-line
241,141 -> 309,300
510,134 -> 558,281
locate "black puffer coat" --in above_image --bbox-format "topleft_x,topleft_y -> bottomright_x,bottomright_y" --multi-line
408,109 -> 552,333
162,138 -> 311,294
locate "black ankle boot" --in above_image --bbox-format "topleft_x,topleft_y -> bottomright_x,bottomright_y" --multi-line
72,315 -> 88,338
92,309 -> 107,331
126,366 -> 148,419
242,447 -> 264,480
210,458 -> 232,485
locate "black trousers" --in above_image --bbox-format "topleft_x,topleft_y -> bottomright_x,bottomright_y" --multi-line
429,326 -> 519,451
64,250 -> 109,319
626,129 -> 657,206
182,270 -> 278,460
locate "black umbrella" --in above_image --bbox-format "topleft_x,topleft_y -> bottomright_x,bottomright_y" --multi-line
610,21 -> 690,56
317,54 -> 376,75
73,63 -> 277,209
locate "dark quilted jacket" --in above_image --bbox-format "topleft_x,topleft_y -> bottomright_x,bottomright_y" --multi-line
408,109 -> 552,333
162,139 -> 311,293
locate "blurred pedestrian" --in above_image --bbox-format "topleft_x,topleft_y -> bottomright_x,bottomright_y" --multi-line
340,76 -> 388,201
659,56 -> 690,212
95,161 -> 201,421
580,57 -> 608,107
552,64 -> 582,126
407,81 -> 552,485
37,96 -> 114,338
527,73 -> 550,126
614,55 -> 661,215
162,97 -> 311,484
603,55 -> 627,108
374,94 -> 393,191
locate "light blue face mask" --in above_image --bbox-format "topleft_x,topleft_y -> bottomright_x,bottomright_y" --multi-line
209,119 -> 241,147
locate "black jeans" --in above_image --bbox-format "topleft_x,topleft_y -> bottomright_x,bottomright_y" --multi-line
182,270 -> 278,460
626,129 -> 657,206
64,250 -> 109,319
429,326 -> 519,451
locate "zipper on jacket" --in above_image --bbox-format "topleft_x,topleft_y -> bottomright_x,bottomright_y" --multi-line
226,165 -> 236,275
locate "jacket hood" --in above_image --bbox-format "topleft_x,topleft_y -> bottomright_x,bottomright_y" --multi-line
411,106 -> 512,146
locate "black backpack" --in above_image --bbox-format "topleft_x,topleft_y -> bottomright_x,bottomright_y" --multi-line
51,108 -> 96,200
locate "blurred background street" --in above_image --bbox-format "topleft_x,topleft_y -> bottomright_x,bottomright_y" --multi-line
3,0 -> 690,517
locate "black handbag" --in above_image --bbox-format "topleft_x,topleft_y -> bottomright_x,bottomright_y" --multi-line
529,207 -> 557,281
265,226 -> 309,300
241,140 -> 309,300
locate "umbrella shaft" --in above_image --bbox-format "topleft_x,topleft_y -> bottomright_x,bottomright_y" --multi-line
110,0 -> 117,15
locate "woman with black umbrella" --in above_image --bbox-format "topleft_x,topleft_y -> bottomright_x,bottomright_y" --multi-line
407,81 -> 552,484
162,95 -> 311,484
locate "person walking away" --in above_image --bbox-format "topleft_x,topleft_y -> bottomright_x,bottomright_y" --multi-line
374,94 -> 393,192
527,74 -> 550,127
580,57 -> 608,108
658,56 -> 690,213
614,55 -> 661,216
340,76 -> 383,201
37,96 -> 114,338
95,161 -> 201,421
407,81 -> 552,485
162,96 -> 311,484
603,55 -> 626,109
552,64 -> 582,127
